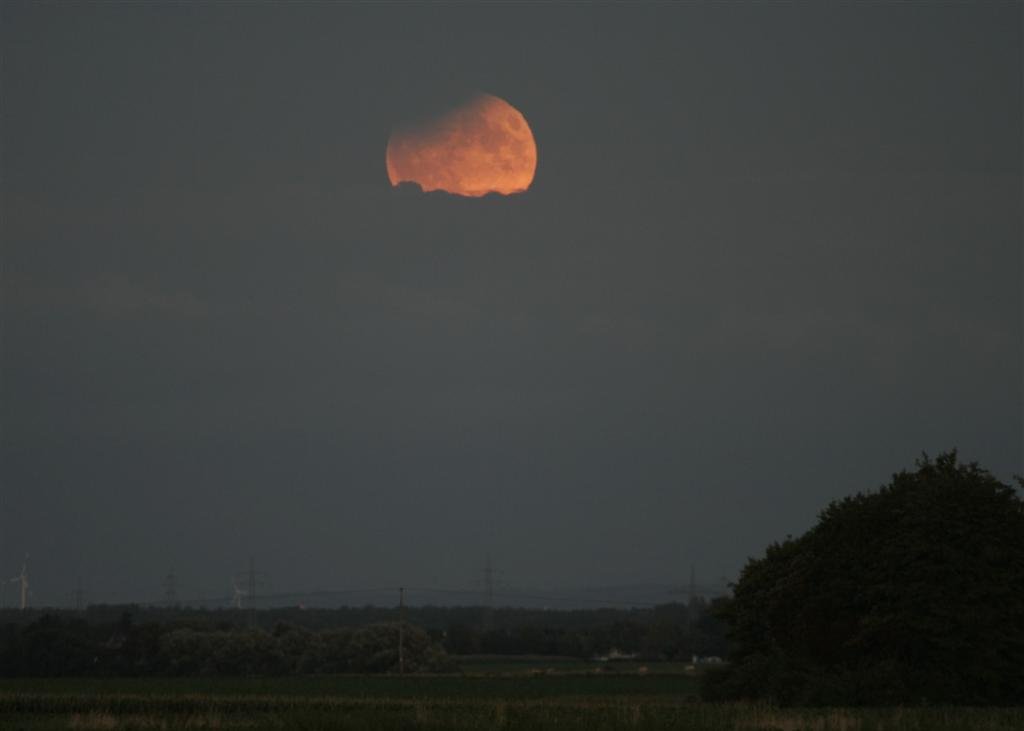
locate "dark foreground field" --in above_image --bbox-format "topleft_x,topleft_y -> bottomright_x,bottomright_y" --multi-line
1,668 -> 1022,731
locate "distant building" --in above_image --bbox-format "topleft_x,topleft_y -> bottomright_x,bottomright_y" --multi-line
692,654 -> 724,664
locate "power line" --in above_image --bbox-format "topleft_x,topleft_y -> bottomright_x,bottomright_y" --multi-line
109,582 -> 731,612
403,586 -> 666,609
398,587 -> 405,675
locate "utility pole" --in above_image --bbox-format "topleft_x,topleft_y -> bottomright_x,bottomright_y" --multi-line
163,570 -> 178,608
687,563 -> 698,631
484,554 -> 494,608
482,554 -> 495,631
398,587 -> 405,675
247,556 -> 256,628
247,556 -> 256,608
686,563 -> 710,658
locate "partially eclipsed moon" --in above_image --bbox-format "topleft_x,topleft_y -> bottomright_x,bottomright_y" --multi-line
386,93 -> 537,197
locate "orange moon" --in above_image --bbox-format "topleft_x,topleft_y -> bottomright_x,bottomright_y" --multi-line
386,93 -> 537,197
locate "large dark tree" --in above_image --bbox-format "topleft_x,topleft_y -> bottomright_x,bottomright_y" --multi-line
704,452 -> 1024,705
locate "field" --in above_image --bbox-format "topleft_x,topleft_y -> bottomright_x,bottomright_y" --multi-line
1,662 -> 1022,731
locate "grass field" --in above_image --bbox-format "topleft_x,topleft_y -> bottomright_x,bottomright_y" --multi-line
1,663 -> 1021,730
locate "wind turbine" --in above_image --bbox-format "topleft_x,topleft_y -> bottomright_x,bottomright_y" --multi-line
230,579 -> 244,610
10,558 -> 29,610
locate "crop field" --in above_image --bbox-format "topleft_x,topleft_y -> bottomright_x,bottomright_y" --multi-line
1,668 -> 1021,731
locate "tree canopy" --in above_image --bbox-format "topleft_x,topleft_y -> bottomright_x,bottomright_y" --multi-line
0,617 -> 455,677
704,451 -> 1024,705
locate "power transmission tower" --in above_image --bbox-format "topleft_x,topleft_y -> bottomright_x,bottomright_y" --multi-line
163,570 -> 178,608
234,556 -> 266,628
481,554 -> 496,631
671,566 -> 730,605
71,577 -> 87,611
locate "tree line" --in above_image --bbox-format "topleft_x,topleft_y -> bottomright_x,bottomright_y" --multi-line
0,600 -> 727,677
0,615 -> 451,677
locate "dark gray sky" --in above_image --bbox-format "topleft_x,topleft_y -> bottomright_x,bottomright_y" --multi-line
1,3 -> 1021,607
